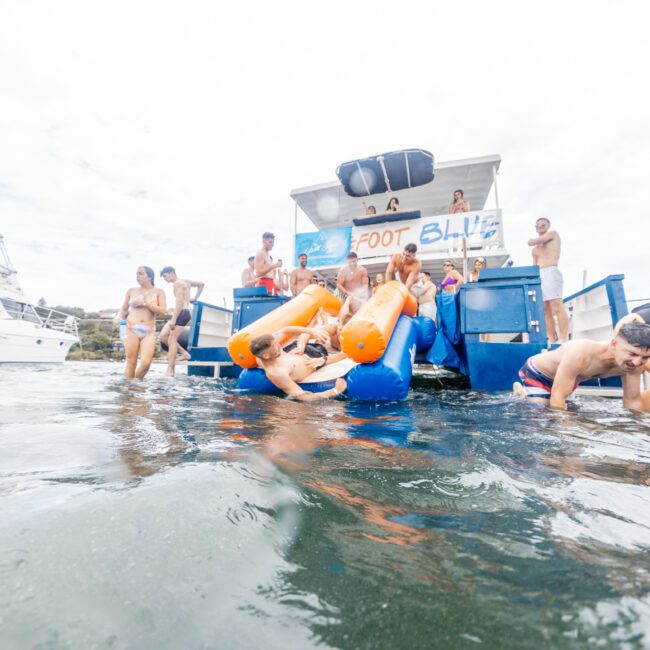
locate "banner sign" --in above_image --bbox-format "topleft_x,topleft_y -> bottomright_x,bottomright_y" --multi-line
350,210 -> 501,259
294,227 -> 352,267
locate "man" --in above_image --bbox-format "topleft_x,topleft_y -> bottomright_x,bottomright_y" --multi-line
290,253 -> 314,296
513,322 -> 650,411
249,327 -> 347,401
449,189 -> 470,214
255,232 -> 283,295
385,243 -> 421,290
417,271 -> 437,322
159,266 -> 205,377
615,303 -> 650,409
528,217 -> 569,343
337,252 -> 369,316
241,256 -> 256,288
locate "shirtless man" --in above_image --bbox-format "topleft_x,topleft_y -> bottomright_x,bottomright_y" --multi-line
290,253 -> 314,296
241,256 -> 256,287
385,243 -> 421,290
449,189 -> 470,214
249,327 -> 347,400
255,232 -> 283,295
337,252 -> 369,319
417,271 -> 437,322
528,218 -> 569,344
159,266 -> 205,377
614,303 -> 650,409
513,322 -> 650,411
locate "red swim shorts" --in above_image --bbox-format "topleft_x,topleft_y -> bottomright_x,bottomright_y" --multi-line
256,277 -> 279,296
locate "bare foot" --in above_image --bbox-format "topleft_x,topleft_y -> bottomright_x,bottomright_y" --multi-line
165,369 -> 175,377
512,382 -> 527,399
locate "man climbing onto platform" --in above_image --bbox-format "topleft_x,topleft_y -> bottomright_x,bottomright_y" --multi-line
513,321 -> 650,411
385,243 -> 421,291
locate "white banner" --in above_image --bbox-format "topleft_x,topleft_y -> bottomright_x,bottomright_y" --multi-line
350,210 -> 502,259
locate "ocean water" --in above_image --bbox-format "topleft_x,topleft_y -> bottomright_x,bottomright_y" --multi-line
1,362 -> 649,649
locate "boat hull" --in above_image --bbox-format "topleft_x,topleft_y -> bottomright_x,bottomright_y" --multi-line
0,321 -> 78,363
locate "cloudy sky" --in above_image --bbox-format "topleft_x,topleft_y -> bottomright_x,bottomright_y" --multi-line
1,0 -> 648,311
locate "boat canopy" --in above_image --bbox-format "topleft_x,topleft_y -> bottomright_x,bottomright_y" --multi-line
336,149 -> 434,197
290,154 -> 501,231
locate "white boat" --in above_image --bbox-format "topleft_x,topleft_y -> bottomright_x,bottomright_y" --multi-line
0,234 -> 79,363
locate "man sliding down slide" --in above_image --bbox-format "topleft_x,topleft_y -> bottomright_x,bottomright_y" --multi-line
513,322 -> 650,411
249,326 -> 348,401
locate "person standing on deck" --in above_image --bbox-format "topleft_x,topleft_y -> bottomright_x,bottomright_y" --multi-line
159,266 -> 204,377
255,232 -> 283,296
337,252 -> 369,320
449,189 -> 470,214
417,272 -> 437,323
241,256 -> 256,287
385,243 -> 421,291
528,218 -> 569,344
290,253 -> 314,296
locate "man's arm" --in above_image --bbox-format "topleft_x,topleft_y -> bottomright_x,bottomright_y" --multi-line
336,269 -> 348,297
189,280 -> 205,302
621,373 -> 646,412
268,371 -> 345,401
404,261 -> 421,290
385,256 -> 396,284
274,326 -> 328,343
527,231 -> 556,247
549,354 -> 586,410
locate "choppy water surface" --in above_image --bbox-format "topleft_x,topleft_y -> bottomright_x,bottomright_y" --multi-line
1,362 -> 650,649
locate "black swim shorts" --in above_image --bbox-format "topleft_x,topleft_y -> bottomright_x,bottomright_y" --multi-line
176,308 -> 192,327
283,341 -> 328,367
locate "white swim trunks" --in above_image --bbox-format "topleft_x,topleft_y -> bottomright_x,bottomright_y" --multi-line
418,301 -> 437,320
540,266 -> 563,301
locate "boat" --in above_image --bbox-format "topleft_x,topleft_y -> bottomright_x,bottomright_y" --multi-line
0,234 -> 79,363
181,150 -> 641,399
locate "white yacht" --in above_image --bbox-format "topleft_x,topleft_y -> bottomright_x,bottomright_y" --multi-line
0,234 -> 79,363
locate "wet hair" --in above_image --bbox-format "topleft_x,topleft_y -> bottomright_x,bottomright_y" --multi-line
631,302 -> 650,324
262,231 -> 275,239
140,266 -> 155,285
248,256 -> 255,263
618,322 -> 650,349
386,197 -> 400,210
160,266 -> 176,276
536,217 -> 550,226
249,334 -> 275,357
454,189 -> 464,197
347,252 -> 358,259
404,243 -> 417,254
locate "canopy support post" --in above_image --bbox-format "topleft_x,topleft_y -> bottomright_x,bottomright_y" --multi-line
492,164 -> 500,211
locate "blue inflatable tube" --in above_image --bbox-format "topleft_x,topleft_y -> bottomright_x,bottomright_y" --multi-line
346,315 -> 417,401
237,367 -> 337,394
411,316 -> 436,352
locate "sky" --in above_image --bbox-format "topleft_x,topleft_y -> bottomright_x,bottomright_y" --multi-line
1,0 -> 649,311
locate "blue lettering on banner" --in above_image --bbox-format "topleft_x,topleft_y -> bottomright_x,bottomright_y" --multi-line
294,227 -> 352,267
419,215 -> 499,246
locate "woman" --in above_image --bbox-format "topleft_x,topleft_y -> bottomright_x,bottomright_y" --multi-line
440,260 -> 464,294
470,257 -> 487,282
372,273 -> 385,295
386,197 -> 400,212
116,266 -> 167,379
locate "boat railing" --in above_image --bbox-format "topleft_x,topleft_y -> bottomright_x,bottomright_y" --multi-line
33,306 -> 80,339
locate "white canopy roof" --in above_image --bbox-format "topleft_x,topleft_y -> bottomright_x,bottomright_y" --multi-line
290,154 -> 501,230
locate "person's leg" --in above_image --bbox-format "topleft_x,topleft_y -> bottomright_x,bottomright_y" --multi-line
159,321 -> 171,347
123,331 -> 140,379
543,301 -> 557,343
512,382 -> 549,405
165,326 -> 183,376
135,333 -> 156,379
550,299 -> 569,342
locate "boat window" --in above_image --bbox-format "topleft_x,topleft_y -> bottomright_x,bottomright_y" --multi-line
0,298 -> 42,324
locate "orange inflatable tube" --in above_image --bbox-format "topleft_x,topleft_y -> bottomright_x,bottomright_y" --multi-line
340,281 -> 416,363
228,285 -> 342,368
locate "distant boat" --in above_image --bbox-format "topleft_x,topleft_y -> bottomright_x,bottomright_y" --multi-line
0,234 -> 79,363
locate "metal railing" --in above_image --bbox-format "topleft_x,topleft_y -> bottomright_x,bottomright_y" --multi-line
33,306 -> 80,339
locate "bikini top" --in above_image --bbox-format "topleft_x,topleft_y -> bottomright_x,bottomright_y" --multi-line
440,275 -> 458,287
129,291 -> 156,308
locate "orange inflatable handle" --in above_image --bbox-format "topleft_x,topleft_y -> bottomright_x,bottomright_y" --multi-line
340,281 -> 415,363
227,285 -> 342,368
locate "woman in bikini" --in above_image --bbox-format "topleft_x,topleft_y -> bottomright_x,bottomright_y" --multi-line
115,266 -> 167,379
440,259 -> 464,294
469,257 -> 487,282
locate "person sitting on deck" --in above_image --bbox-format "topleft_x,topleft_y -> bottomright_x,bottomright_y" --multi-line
440,259 -> 464,294
449,189 -> 470,214
249,327 -> 347,401
513,322 -> 650,411
385,243 -> 421,291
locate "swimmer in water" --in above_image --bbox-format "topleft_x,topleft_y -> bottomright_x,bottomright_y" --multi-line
513,321 -> 650,411
115,266 -> 167,379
